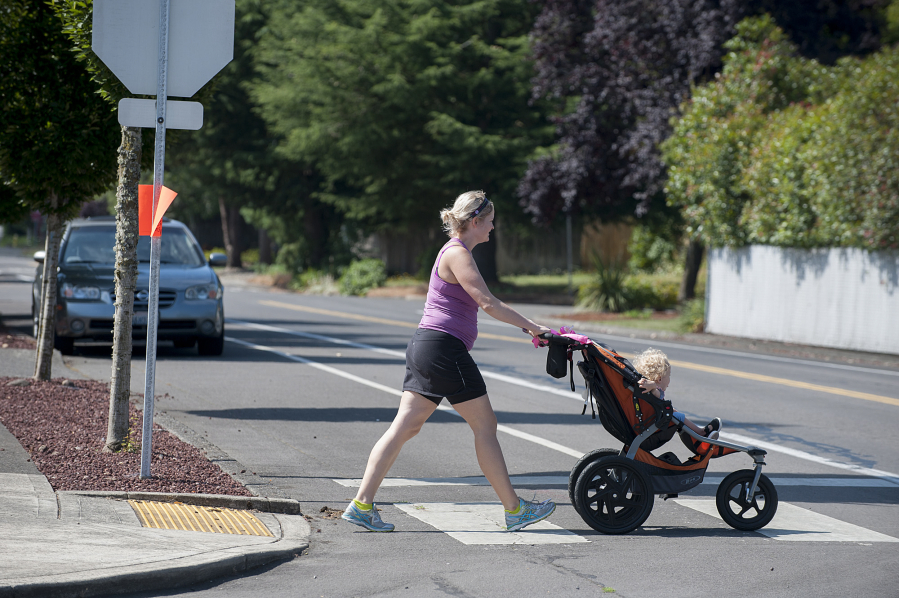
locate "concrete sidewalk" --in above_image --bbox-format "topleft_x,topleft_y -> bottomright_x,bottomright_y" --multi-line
0,350 -> 310,598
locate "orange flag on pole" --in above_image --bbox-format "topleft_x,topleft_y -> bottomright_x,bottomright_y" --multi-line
138,185 -> 178,237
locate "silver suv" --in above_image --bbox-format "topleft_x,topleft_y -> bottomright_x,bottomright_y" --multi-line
32,217 -> 226,355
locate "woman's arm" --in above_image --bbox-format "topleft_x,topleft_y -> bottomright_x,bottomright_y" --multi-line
442,246 -> 549,336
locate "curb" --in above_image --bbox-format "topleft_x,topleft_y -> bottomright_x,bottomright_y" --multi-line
0,513 -> 310,598
59,490 -> 304,515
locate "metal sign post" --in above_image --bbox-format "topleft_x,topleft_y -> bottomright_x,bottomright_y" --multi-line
92,0 -> 234,478
139,0 -> 171,480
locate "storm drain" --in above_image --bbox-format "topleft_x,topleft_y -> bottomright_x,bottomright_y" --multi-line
128,500 -> 274,536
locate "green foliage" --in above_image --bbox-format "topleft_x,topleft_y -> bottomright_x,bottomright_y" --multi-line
249,0 -> 550,235
0,0 -> 120,216
677,298 -> 706,333
622,273 -> 680,310
663,15 -> 899,250
577,258 -> 629,312
628,225 -> 680,273
339,258 -> 387,296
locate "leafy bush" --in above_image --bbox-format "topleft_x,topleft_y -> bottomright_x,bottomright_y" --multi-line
241,248 -> 259,267
291,269 -> 340,295
663,15 -> 899,251
628,224 -> 680,273
623,273 -> 679,310
677,299 -> 705,333
577,258 -> 629,312
339,259 -> 387,296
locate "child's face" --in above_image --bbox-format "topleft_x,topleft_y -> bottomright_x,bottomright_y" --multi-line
657,368 -> 671,391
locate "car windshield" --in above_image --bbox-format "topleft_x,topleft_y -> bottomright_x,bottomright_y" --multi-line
62,226 -> 206,266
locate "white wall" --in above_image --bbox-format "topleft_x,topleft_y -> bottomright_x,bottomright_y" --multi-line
706,245 -> 899,355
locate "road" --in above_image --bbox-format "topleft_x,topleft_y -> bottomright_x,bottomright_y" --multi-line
2,250 -> 898,597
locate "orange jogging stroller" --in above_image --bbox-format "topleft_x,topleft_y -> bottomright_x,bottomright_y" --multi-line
541,331 -> 778,535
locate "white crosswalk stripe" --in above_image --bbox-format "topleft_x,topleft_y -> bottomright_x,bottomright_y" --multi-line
675,499 -> 899,543
394,502 -> 589,545
333,475 -> 898,488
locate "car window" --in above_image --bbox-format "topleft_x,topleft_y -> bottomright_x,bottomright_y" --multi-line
62,226 -> 206,266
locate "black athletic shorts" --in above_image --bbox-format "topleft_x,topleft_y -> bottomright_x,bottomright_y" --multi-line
402,328 -> 487,405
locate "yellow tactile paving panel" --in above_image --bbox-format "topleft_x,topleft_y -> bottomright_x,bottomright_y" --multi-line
128,500 -> 274,536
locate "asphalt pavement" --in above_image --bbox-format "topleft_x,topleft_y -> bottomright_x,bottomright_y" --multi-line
0,349 -> 310,598
3,254 -> 899,598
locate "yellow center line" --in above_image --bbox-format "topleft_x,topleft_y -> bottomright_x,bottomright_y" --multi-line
258,299 -> 530,344
256,299 -> 898,407
668,359 -> 899,407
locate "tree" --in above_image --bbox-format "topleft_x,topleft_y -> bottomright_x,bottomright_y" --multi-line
662,15 -> 899,251
0,0 -> 120,380
523,0 -> 892,298
164,0 -> 323,271
249,0 -> 551,281
50,0 -> 158,451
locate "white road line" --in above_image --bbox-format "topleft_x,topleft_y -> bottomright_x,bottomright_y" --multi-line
720,433 -> 899,486
394,502 -> 588,545
224,335 -> 586,458
675,500 -> 899,542
228,319 -> 582,400
333,476 -> 569,488
225,322 -> 899,484
333,475 -> 898,488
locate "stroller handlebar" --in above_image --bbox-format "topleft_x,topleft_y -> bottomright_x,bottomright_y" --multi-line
538,332 -> 578,346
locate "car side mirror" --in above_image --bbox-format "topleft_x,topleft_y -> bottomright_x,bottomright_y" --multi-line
207,252 -> 227,267
33,251 -> 46,264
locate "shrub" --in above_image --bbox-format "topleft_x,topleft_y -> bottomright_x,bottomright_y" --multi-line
577,258 -> 629,312
241,248 -> 259,267
339,259 -> 387,296
678,298 -> 706,333
623,273 -> 679,310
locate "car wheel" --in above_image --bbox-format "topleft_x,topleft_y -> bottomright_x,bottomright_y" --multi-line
54,335 -> 75,355
197,329 -> 224,356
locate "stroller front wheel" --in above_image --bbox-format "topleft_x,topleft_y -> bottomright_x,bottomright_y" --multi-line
716,469 -> 778,531
573,456 -> 654,535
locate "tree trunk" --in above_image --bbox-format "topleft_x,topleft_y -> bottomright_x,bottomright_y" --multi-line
105,126 -> 142,452
218,197 -> 244,268
258,227 -> 273,265
33,197 -> 63,381
679,239 -> 705,302
472,224 -> 498,283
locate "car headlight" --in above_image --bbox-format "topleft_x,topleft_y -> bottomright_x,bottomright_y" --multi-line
61,283 -> 101,300
185,283 -> 220,300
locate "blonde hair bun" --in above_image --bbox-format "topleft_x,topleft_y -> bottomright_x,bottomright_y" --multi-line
440,190 -> 494,236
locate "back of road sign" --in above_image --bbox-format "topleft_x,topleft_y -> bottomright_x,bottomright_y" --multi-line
92,0 -> 235,98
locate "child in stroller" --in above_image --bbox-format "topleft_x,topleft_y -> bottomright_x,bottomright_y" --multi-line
539,330 -> 778,535
631,348 -> 721,440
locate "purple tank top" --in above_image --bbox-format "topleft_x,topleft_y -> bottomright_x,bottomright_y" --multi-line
418,239 -> 479,350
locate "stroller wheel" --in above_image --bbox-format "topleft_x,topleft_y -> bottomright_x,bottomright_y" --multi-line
573,456 -> 654,534
716,470 -> 778,531
568,448 -> 620,514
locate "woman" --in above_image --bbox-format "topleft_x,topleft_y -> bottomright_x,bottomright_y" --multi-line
342,190 -> 555,532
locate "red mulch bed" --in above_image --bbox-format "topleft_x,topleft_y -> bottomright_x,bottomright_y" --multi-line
0,376 -> 250,496
0,332 -> 36,350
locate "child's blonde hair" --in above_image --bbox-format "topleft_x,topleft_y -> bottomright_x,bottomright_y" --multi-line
631,348 -> 670,381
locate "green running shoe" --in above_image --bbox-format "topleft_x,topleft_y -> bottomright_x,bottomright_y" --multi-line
505,497 -> 556,531
341,502 -> 395,532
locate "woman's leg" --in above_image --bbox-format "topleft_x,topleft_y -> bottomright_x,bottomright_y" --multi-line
453,395 -> 519,511
355,391 -> 438,504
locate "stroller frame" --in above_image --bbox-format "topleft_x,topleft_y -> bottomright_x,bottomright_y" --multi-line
543,332 -> 778,535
